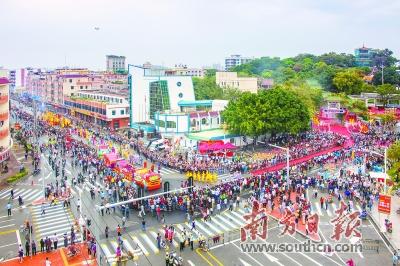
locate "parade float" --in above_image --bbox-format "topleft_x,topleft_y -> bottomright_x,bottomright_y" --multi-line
134,168 -> 162,191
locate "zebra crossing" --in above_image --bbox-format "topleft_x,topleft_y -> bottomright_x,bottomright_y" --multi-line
312,201 -> 363,217
31,203 -> 81,244
0,187 -> 43,202
99,206 -> 248,260
99,200 -> 366,261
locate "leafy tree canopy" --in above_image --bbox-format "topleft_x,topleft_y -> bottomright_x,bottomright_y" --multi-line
222,87 -> 310,136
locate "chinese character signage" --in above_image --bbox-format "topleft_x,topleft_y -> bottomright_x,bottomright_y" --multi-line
330,201 -> 362,241
378,195 -> 391,214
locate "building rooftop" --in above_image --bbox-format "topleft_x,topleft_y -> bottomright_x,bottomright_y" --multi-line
177,100 -> 213,107
187,129 -> 238,141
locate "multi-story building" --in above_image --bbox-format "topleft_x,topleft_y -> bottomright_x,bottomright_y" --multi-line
8,70 -> 16,90
355,46 -> 377,67
64,91 -> 129,129
165,64 -> 205,77
225,55 -> 253,71
0,75 -> 11,164
154,100 -> 228,134
102,73 -> 128,95
128,65 -> 196,126
216,71 -> 258,93
26,68 -> 104,109
106,55 -> 126,73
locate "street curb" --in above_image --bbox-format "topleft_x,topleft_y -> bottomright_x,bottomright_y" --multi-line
367,212 -> 398,253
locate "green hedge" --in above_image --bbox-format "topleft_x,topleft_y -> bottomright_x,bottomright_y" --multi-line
6,169 -> 29,184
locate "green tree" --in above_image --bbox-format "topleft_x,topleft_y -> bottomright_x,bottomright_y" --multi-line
221,87 -> 243,101
192,76 -> 223,100
222,88 -> 310,137
371,48 -> 398,67
372,67 -> 400,86
376,84 -> 398,107
388,141 -> 400,190
261,88 -> 310,135
221,92 -> 267,137
332,69 -> 364,94
278,81 -> 323,116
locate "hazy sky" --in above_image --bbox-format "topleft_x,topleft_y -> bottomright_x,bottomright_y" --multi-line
1,0 -> 399,70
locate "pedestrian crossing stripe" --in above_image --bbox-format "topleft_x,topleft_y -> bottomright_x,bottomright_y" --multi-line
209,217 -> 231,232
140,233 -> 159,254
314,203 -> 324,216
356,205 -> 362,212
131,235 -> 149,256
176,224 -> 185,232
156,229 -> 179,247
216,214 -> 240,228
184,223 -> 200,237
0,188 -> 11,197
35,217 -> 71,227
327,209 -> 332,217
192,221 -> 214,236
220,212 -> 244,227
236,208 -> 246,215
23,190 -> 40,200
228,210 -> 246,222
122,238 -> 143,256
202,220 -> 222,235
101,244 -> 116,262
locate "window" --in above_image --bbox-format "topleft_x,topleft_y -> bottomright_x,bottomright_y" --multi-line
120,99 -> 122,103
112,110 -> 116,115
69,79 -> 72,83
177,81 -> 182,87
201,118 -> 207,125
71,86 -> 74,90
80,86 -> 83,90
178,93 -> 183,98
120,110 -> 124,115
166,121 -> 176,128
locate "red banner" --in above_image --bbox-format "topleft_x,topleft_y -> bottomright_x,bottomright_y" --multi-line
378,195 -> 391,214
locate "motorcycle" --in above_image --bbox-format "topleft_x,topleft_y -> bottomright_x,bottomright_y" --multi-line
33,168 -> 41,176
359,210 -> 367,220
385,219 -> 392,233
168,251 -> 183,266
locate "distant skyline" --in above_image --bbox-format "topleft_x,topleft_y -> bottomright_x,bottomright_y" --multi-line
0,0 -> 399,70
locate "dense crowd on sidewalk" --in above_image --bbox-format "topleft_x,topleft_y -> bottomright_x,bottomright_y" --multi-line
10,101 -> 400,263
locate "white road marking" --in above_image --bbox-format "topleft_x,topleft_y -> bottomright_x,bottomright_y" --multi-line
16,230 -> 21,245
264,253 -> 284,266
132,235 -> 149,256
195,221 -> 215,236
187,260 -> 196,266
315,203 -> 324,216
101,244 -> 115,262
0,224 -> 15,229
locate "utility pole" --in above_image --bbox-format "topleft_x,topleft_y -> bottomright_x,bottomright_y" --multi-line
381,64 -> 384,85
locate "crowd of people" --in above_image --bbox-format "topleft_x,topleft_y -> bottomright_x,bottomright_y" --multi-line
9,97 -> 400,265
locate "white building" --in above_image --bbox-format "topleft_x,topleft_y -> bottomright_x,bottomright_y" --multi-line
0,72 -> 11,164
154,100 -> 228,134
128,65 -> 195,126
225,55 -> 253,71
216,72 -> 258,93
165,65 -> 205,77
106,55 -> 126,72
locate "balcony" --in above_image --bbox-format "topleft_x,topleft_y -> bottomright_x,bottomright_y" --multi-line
0,112 -> 8,121
0,95 -> 8,104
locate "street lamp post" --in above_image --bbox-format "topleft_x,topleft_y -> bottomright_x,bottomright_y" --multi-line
269,144 -> 290,190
